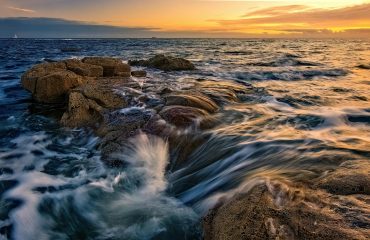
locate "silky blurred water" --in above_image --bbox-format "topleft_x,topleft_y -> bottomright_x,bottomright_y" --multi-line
0,39 -> 370,239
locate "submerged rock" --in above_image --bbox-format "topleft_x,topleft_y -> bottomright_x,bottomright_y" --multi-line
164,91 -> 219,113
277,95 -> 322,108
129,54 -> 195,71
159,105 -> 209,128
196,80 -> 253,103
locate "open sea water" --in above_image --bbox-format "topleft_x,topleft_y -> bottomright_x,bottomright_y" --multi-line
0,38 -> 370,239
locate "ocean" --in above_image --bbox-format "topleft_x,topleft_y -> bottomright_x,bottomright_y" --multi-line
0,38 -> 369,239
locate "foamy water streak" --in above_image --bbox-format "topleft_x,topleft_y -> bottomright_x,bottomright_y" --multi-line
0,134 -> 199,240
92,134 -> 200,239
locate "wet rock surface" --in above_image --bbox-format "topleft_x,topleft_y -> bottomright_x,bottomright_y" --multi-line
82,57 -> 131,77
159,105 -> 209,128
21,61 -> 85,103
316,160 -> 370,195
164,92 -> 219,113
203,170 -> 370,240
64,59 -> 103,77
129,54 -> 195,71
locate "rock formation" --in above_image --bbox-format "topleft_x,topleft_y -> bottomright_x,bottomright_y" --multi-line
21,57 -> 130,103
129,54 -> 195,71
203,160 -> 370,240
21,57 -> 257,167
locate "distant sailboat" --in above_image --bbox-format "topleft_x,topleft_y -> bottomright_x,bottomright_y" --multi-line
13,34 -> 18,39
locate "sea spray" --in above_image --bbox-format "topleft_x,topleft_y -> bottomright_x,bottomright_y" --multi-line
94,134 -> 201,239
34,134 -> 200,240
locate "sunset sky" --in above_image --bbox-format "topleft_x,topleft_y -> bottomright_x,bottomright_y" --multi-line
1,0 -> 370,38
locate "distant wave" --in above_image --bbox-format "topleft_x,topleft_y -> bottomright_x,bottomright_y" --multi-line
357,64 -> 370,69
223,50 -> 253,55
249,58 -> 320,67
233,69 -> 348,81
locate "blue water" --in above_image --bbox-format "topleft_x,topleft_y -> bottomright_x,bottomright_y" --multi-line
0,39 -> 370,239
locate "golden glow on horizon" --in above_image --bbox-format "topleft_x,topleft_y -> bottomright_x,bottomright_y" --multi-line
1,0 -> 370,37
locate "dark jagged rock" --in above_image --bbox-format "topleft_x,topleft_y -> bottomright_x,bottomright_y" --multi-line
129,54 -> 195,71
60,91 -> 104,128
98,109 -> 153,163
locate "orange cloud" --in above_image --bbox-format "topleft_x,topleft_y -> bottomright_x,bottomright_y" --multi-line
214,3 -> 370,32
243,5 -> 311,18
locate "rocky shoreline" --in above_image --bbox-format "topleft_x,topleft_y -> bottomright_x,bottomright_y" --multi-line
21,56 -> 370,239
203,160 -> 370,239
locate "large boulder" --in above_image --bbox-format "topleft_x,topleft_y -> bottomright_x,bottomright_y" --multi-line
21,62 -> 66,93
82,57 -> 131,77
22,62 -> 85,103
129,54 -> 195,71
64,59 -> 103,77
